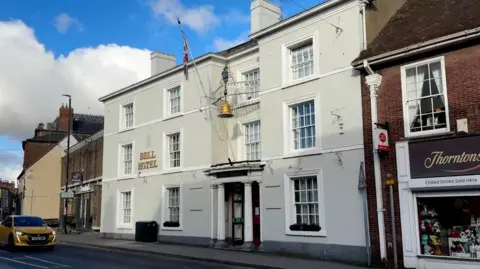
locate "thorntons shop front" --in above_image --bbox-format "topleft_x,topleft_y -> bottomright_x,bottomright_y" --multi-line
396,135 -> 480,269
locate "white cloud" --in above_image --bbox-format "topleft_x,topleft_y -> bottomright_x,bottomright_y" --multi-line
0,20 -> 151,182
0,149 -> 22,183
149,0 -> 221,34
54,13 -> 83,34
0,20 -> 151,140
213,31 -> 250,51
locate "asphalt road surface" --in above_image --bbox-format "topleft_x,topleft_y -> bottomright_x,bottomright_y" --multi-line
0,245 -> 253,269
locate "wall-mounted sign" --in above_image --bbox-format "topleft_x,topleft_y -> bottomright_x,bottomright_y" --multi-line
409,135 -> 480,179
138,151 -> 158,170
60,191 -> 74,199
72,171 -> 83,182
374,128 -> 390,151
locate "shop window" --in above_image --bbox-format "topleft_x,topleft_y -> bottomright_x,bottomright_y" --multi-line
417,196 -> 480,259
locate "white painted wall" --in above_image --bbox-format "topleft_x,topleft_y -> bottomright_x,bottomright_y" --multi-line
101,0 -> 368,257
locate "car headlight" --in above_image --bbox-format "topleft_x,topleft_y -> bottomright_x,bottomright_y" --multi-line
51,231 -> 56,235
15,231 -> 23,236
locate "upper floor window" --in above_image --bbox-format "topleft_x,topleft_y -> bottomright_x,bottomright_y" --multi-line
168,87 -> 181,115
122,103 -> 134,129
243,69 -> 260,100
168,133 -> 181,168
291,43 -> 314,80
292,101 -> 316,150
402,57 -> 449,136
121,143 -> 133,175
245,121 -> 261,160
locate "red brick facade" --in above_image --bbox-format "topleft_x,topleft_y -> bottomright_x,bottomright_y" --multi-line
60,136 -> 103,228
361,44 -> 480,268
61,137 -> 103,187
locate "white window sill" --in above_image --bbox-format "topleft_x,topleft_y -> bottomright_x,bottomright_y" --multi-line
162,113 -> 184,121
119,127 -> 135,133
282,74 -> 320,90
285,230 -> 327,237
160,226 -> 183,231
160,168 -> 183,175
117,175 -> 135,181
404,128 -> 450,139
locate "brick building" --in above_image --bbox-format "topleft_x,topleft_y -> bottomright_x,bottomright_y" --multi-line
352,1 -> 480,268
0,180 -> 18,219
60,130 -> 103,231
17,104 -> 103,219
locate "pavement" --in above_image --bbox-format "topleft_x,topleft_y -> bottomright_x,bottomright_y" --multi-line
0,244 -> 251,269
55,234 -> 368,269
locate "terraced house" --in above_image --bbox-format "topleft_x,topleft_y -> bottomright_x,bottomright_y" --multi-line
99,0 -> 403,265
353,0 -> 480,268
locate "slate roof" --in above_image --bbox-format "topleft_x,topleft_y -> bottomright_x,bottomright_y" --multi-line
48,113 -> 104,134
216,39 -> 258,57
356,0 -> 480,61
25,131 -> 93,144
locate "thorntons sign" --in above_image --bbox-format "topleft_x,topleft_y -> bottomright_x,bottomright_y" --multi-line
409,136 -> 480,179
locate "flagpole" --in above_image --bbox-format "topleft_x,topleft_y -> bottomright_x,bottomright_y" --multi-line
176,18 -> 233,165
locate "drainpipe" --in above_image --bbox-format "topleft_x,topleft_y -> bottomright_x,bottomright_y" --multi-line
360,0 -> 368,50
363,59 -> 387,263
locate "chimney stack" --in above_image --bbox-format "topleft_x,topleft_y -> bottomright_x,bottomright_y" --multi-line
34,123 -> 46,137
58,103 -> 73,132
250,0 -> 282,34
150,52 -> 176,76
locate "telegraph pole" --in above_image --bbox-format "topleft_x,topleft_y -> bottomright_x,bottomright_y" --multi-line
62,94 -> 72,234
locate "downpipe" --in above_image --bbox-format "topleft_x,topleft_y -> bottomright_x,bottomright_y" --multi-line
363,60 -> 387,264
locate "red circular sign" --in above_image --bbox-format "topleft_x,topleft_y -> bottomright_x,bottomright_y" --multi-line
379,132 -> 386,142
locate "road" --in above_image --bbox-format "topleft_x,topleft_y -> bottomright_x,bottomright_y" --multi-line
0,245 -> 253,269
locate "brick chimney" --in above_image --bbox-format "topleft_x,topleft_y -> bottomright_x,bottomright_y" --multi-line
58,103 -> 73,132
34,123 -> 46,137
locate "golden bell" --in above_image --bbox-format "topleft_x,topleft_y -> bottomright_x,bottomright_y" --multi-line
218,101 -> 234,118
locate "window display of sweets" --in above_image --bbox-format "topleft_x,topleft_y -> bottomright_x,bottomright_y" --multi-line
418,198 -> 480,259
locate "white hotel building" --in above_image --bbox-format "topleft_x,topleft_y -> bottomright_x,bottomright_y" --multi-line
99,0 -> 370,264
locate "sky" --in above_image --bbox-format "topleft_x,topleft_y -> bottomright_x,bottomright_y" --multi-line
0,0 -> 324,183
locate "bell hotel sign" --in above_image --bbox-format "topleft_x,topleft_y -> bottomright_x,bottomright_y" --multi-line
138,151 -> 158,170
409,136 -> 480,186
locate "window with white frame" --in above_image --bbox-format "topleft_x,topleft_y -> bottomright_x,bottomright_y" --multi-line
168,133 -> 181,168
122,103 -> 134,128
243,69 -> 260,100
290,42 -> 314,80
291,101 -> 316,150
168,87 -> 181,115
122,143 -> 133,175
245,121 -> 261,160
167,187 -> 180,223
403,58 -> 448,135
292,176 -> 319,225
120,191 -> 132,224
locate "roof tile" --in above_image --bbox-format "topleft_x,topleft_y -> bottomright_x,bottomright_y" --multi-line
357,0 -> 480,61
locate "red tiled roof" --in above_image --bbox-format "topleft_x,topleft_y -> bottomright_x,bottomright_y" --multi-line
356,0 -> 480,61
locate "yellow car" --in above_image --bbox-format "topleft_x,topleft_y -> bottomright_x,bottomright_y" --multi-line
0,215 -> 56,250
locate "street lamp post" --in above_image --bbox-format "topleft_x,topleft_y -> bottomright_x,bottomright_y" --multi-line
62,94 -> 72,234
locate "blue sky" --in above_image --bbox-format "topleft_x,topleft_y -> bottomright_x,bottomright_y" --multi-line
0,0 -> 321,59
0,0 -> 323,181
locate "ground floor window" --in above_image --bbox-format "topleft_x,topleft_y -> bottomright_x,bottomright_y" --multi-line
417,195 -> 480,259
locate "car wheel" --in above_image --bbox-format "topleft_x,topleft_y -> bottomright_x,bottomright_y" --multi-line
7,235 -> 15,251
